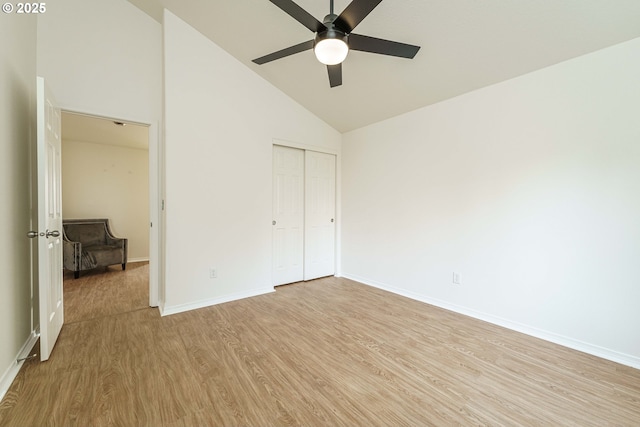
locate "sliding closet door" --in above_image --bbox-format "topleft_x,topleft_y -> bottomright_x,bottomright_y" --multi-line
272,146 -> 305,286
304,150 -> 336,280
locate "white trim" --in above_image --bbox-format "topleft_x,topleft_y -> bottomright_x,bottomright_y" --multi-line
128,257 -> 150,263
272,138 -> 339,156
0,329 -> 39,402
342,272 -> 640,370
147,120 -> 160,309
60,107 -> 152,128
160,287 -> 275,317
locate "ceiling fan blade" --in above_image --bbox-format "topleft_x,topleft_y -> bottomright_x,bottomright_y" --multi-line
334,0 -> 383,33
327,64 -> 342,88
349,33 -> 420,59
269,0 -> 326,33
252,40 -> 314,65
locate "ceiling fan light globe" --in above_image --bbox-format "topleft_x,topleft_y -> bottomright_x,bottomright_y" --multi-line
314,38 -> 349,65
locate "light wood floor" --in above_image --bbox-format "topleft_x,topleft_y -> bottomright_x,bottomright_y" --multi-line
1,276 -> 639,426
63,261 -> 149,324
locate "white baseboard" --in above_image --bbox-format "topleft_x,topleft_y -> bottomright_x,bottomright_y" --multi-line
0,329 -> 39,403
342,272 -> 640,370
160,287 -> 275,317
128,257 -> 149,263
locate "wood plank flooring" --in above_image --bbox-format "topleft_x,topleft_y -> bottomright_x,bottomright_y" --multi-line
1,275 -> 639,426
63,261 -> 149,324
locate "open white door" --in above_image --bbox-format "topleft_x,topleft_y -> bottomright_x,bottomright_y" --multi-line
36,77 -> 64,361
304,151 -> 336,280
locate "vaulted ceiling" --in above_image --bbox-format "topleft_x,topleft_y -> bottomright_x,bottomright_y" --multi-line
127,0 -> 640,132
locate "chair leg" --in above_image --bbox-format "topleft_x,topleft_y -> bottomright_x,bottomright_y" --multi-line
122,263 -> 126,271
74,271 -> 79,279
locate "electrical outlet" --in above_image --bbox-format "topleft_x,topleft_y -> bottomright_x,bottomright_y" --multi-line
209,268 -> 217,279
452,272 -> 461,285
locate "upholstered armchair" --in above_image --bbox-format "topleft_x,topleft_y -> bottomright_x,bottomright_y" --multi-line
62,218 -> 128,279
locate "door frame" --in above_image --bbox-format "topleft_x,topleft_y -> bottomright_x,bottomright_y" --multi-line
272,138 -> 341,280
60,108 -> 162,308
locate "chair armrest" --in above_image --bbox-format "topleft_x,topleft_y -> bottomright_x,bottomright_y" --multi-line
101,220 -> 128,265
105,236 -> 126,246
105,236 -> 128,264
62,238 -> 81,271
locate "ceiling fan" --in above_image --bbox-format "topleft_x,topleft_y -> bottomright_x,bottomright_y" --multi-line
252,0 -> 421,88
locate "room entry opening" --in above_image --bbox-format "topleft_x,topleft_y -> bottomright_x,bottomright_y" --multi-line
59,112 -> 152,322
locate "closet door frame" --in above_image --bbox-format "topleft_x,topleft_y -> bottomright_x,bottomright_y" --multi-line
272,140 -> 339,286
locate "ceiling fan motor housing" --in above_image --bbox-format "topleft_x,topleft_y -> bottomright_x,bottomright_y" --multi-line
314,28 -> 348,47
315,14 -> 348,47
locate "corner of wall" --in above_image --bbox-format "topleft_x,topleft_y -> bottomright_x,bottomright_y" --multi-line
0,330 -> 39,403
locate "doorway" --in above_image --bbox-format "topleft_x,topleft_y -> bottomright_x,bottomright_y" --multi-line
60,112 -> 150,322
272,145 -> 336,286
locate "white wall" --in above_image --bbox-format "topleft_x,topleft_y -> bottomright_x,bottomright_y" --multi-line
37,0 -> 162,304
342,37 -> 640,368
62,140 -> 150,261
162,11 -> 341,314
0,13 -> 38,400
36,0 -> 162,123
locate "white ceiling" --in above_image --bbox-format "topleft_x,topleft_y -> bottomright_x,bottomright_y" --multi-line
127,0 -> 640,132
62,112 -> 149,150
